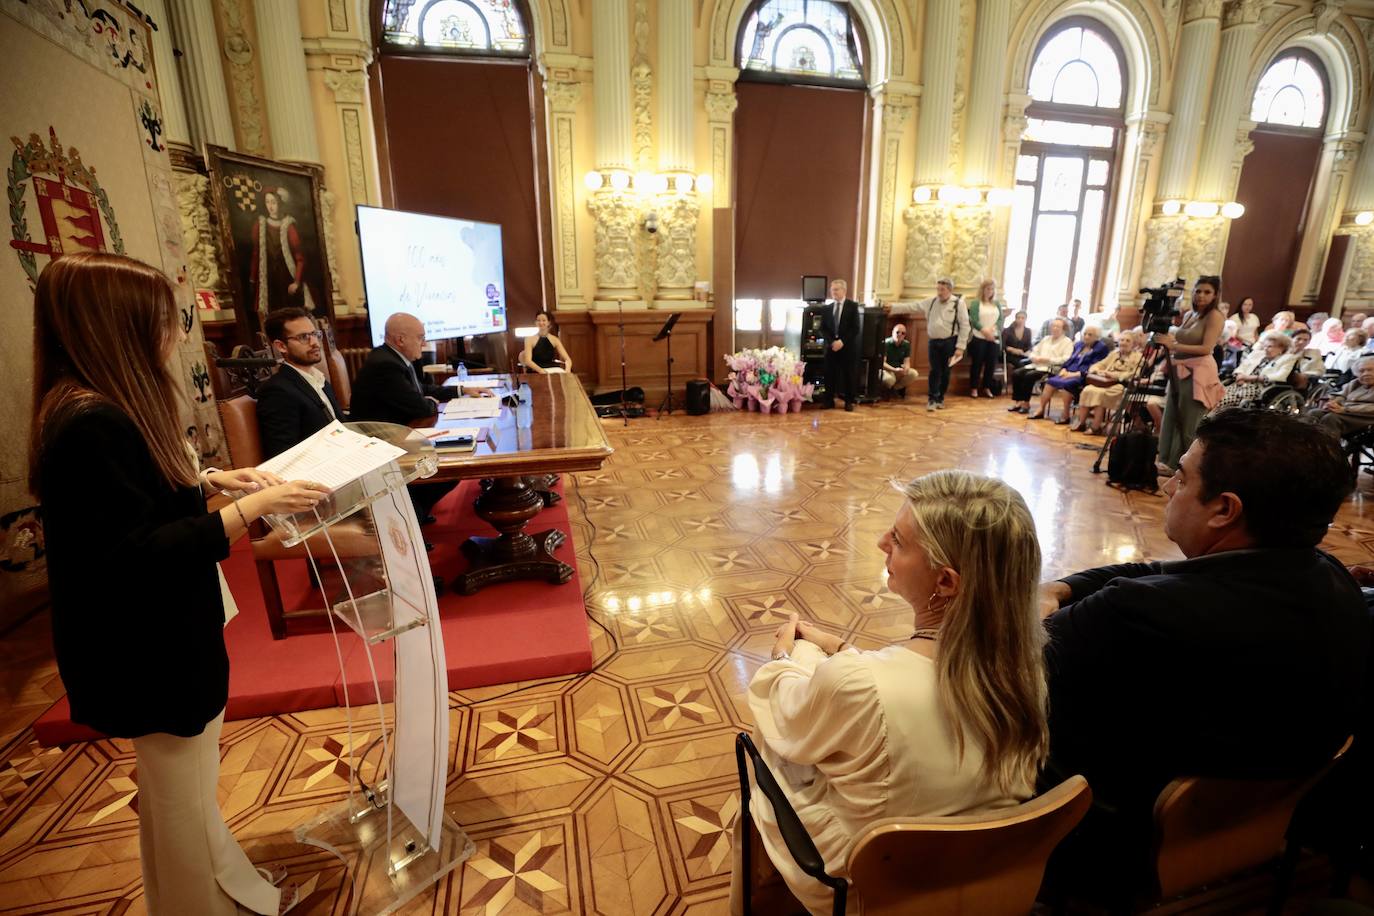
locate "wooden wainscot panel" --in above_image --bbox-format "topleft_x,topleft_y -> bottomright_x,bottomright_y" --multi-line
590,310 -> 711,398
552,310 -> 595,389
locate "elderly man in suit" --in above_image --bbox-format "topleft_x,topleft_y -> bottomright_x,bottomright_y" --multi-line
820,278 -> 861,411
256,308 -> 343,459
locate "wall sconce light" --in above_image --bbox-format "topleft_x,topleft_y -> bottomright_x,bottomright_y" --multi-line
1161,199 -> 1182,216
583,171 -> 604,191
1184,201 -> 1220,218
986,188 -> 1015,207
937,184 -> 962,204
1220,201 -> 1245,220
674,174 -> 694,193
912,185 -> 934,203
1356,211 -> 1374,226
696,173 -> 714,194
609,170 -> 631,190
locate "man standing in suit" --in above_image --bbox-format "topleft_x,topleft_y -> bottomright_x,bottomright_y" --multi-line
820,278 -> 861,411
256,308 -> 343,458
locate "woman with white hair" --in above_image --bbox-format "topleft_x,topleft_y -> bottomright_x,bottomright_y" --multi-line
1213,331 -> 1297,410
1070,331 -> 1144,433
1318,317 -> 1347,356
733,471 -> 1049,915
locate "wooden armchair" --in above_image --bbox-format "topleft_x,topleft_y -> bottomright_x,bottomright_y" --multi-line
1151,736 -> 1354,910
735,731 -> 1093,916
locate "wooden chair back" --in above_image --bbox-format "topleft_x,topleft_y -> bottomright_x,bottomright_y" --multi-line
323,340 -> 352,412
1152,736 -> 1354,899
216,395 -> 263,469
846,775 -> 1092,915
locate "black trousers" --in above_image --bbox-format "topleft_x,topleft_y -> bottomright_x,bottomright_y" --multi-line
824,346 -> 858,406
927,336 -> 958,403
1011,365 -> 1048,402
409,481 -> 457,521
968,336 -> 1000,391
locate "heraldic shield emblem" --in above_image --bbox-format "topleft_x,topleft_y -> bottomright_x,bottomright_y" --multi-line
7,127 -> 124,285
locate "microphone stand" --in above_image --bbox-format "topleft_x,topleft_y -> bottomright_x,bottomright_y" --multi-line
617,296 -> 630,427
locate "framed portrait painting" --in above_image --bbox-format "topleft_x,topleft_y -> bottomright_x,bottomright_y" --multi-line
204,146 -> 334,343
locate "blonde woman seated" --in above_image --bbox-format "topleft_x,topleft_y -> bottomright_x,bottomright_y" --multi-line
1213,331 -> 1296,411
1266,310 -> 1297,335
521,311 -> 572,374
1070,330 -> 1144,433
733,471 -> 1049,916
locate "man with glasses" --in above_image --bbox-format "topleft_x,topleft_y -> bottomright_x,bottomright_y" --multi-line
257,307 -> 343,458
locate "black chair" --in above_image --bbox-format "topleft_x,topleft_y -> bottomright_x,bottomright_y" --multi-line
736,732 -> 847,916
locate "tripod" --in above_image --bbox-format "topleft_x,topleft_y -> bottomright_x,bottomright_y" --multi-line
653,312 -> 683,418
1092,338 -> 1169,473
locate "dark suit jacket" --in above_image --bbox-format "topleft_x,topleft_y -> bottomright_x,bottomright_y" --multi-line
820,298 -> 861,354
1044,548 -> 1368,821
39,403 -> 231,738
256,364 -> 343,458
348,345 -> 455,425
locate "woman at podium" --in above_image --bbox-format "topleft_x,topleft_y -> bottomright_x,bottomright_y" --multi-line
28,252 -> 329,916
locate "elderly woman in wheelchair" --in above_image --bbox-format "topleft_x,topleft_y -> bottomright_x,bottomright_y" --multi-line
1213,332 -> 1299,412
1304,355 -> 1374,440
732,471 -> 1049,915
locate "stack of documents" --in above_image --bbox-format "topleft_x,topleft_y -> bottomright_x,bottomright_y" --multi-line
443,375 -> 502,389
257,421 -> 408,490
443,397 -> 502,419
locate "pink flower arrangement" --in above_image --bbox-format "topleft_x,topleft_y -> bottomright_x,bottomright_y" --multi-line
724,347 -> 813,412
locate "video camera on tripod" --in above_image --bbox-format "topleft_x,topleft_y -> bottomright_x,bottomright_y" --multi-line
1139,277 -> 1188,345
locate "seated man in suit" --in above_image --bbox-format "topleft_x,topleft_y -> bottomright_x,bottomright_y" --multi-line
1039,407 -> 1368,898
256,307 -> 343,458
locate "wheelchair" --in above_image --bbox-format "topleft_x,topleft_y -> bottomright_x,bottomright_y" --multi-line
1239,371 -> 1339,416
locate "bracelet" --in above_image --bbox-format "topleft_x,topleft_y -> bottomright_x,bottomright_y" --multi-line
771,649 -> 790,661
233,499 -> 249,530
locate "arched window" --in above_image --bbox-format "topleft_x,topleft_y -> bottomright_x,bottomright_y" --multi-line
738,0 -> 865,85
1251,51 -> 1327,129
382,0 -> 529,56
1004,19 -> 1126,320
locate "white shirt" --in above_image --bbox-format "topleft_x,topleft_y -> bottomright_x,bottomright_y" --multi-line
286,362 -> 335,418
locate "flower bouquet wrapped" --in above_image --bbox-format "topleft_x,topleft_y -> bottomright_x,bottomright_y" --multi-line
724,346 -> 810,413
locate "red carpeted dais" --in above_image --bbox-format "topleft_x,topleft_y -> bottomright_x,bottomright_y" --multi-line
34,479 -> 594,746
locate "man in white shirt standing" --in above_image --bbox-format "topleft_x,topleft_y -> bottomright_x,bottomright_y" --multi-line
888,278 -> 969,411
256,307 -> 343,459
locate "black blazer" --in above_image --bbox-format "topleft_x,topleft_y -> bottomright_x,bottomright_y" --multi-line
820,298 -> 861,352
256,364 -> 343,458
348,345 -> 455,426
1044,548 -> 1368,819
39,403 -> 231,738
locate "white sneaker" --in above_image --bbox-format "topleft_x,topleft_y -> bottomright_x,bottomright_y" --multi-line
935,401 -> 945,410
926,402 -> 937,411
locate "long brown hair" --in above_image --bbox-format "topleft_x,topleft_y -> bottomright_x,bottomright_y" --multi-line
897,471 -> 1049,794
29,252 -> 196,496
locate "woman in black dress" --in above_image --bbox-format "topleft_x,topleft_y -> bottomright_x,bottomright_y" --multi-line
521,310 -> 574,374
29,252 -> 329,915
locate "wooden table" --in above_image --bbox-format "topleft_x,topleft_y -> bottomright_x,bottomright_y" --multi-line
425,373 -> 614,594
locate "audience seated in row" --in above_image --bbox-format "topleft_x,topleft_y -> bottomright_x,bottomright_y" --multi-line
1008,318 -> 1073,413
1305,355 -> 1374,439
1029,326 -> 1107,422
737,409 -> 1366,913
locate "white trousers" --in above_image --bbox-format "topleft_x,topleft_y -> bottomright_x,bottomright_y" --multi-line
133,710 -> 280,916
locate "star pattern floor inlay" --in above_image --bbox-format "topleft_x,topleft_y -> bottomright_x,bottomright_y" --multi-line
3,399 -> 1374,913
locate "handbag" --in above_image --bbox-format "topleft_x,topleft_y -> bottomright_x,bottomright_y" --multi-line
1085,373 -> 1117,387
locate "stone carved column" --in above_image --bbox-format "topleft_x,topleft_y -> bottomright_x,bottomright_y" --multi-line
167,0 -> 236,150
544,67 -> 586,304
949,207 -> 992,290
902,205 -> 948,297
1178,217 -> 1225,279
1295,136 -> 1362,303
870,90 -> 916,298
704,76 -> 738,210
1155,0 -> 1222,202
587,191 -> 641,302
914,0 -> 960,188
593,0 -> 632,171
1193,0 -> 1260,202
1140,217 -> 1186,286
654,192 -> 701,301
253,0 -> 320,162
961,0 -> 1011,188
143,0 -> 191,146
658,0 -> 693,174
1116,114 -> 1170,300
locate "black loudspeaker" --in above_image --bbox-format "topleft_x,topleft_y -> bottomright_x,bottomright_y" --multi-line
858,306 -> 887,400
686,379 -> 711,415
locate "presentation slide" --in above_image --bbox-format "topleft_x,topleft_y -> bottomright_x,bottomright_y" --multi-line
357,205 -> 506,345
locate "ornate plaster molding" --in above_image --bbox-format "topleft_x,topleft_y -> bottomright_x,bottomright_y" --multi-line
216,0 -> 269,157
1179,216 -> 1225,278
949,206 -> 992,289
323,68 -> 365,105
175,170 -> 225,293
319,188 -> 347,310
654,193 -> 700,294
1141,216 -> 1185,286
588,189 -> 642,297
902,203 -> 948,296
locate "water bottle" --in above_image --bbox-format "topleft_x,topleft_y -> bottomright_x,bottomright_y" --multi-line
517,381 -> 533,429
456,361 -> 468,384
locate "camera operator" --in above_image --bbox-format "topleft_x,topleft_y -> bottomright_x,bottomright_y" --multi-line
1155,276 -> 1225,474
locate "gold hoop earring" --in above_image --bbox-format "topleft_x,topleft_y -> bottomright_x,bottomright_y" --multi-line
925,593 -> 951,614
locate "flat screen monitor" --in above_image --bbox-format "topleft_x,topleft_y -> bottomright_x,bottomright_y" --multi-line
356,205 -> 507,345
802,275 -> 828,302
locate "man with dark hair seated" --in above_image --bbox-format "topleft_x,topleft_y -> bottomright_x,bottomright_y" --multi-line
256,307 -> 342,458
1039,407 -> 1368,898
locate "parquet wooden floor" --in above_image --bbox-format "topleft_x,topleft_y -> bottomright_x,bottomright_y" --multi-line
3,398 -> 1373,914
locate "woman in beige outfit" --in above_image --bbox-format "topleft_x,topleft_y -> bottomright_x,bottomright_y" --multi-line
732,471 -> 1051,915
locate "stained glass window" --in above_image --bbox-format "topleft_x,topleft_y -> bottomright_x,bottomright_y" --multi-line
1028,24 -> 1123,109
383,0 -> 529,55
1251,53 -> 1326,129
739,0 -> 864,83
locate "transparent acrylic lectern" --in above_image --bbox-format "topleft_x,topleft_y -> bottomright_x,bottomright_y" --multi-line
259,422 -> 474,914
